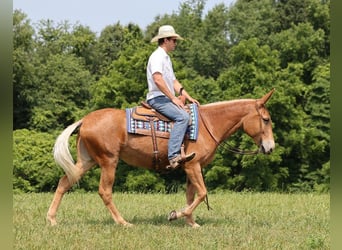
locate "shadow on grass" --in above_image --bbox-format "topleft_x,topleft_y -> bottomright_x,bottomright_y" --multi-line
84,213 -> 233,228
86,215 -> 186,227
131,214 -> 182,226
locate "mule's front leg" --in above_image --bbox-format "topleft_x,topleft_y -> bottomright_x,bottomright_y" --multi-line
185,177 -> 201,227
168,164 -> 207,227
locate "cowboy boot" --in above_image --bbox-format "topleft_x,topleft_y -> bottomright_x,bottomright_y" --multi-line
166,152 -> 196,170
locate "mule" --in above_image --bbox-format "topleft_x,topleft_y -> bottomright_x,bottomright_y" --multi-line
47,89 -> 275,227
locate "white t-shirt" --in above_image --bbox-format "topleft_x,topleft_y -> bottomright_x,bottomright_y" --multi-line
146,46 -> 176,100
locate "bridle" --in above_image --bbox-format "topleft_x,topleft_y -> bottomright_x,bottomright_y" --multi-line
198,101 -> 265,155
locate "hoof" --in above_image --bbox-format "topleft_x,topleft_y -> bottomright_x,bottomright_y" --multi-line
168,210 -> 177,221
46,215 -> 57,226
191,223 -> 201,228
123,222 -> 134,227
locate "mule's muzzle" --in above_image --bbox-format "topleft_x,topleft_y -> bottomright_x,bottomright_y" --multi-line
261,146 -> 272,154
260,140 -> 275,154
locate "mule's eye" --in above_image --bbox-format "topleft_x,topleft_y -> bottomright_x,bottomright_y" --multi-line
262,117 -> 270,124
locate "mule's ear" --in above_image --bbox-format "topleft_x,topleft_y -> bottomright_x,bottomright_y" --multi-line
260,88 -> 275,104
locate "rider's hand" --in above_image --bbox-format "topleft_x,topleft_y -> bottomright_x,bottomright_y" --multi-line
172,97 -> 186,108
187,97 -> 200,106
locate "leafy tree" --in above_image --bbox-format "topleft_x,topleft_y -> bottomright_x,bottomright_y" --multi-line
30,53 -> 93,131
305,63 -> 330,142
34,19 -> 98,71
69,24 -> 98,73
124,169 -> 165,193
269,22 -> 326,83
90,24 -> 148,109
34,19 -> 73,62
217,38 -> 279,98
275,0 -> 329,31
181,75 -> 221,104
274,0 -> 330,58
175,0 -> 205,35
12,0 -> 330,192
145,0 -> 230,79
94,23 -> 142,76
178,4 -> 230,79
227,0 -> 279,44
298,62 -> 330,191
13,10 -> 36,129
13,129 -> 62,193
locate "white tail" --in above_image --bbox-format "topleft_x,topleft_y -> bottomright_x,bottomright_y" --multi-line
53,120 -> 83,184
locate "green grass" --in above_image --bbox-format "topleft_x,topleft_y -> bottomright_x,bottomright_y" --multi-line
13,192 -> 329,249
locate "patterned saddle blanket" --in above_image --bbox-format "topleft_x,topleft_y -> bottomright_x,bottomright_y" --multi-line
126,103 -> 199,140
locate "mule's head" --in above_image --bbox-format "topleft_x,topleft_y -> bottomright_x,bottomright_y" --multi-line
242,89 -> 275,154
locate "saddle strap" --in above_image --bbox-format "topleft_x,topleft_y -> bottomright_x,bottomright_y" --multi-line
148,117 -> 161,170
148,116 -> 187,171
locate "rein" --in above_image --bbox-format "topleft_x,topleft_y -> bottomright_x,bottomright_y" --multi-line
219,140 -> 260,155
198,108 -> 260,156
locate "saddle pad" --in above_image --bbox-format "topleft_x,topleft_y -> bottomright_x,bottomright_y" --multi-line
126,103 -> 199,141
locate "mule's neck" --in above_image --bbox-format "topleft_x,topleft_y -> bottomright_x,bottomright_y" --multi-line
199,99 -> 256,144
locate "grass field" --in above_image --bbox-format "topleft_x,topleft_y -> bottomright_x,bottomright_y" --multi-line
13,192 -> 329,249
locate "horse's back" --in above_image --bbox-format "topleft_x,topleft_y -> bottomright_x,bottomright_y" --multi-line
79,108 -> 127,149
82,108 -> 125,128
79,107 -> 165,169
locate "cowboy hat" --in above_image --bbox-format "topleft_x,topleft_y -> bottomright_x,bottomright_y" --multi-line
151,25 -> 184,43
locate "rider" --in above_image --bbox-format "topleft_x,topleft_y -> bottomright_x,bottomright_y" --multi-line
146,25 -> 200,169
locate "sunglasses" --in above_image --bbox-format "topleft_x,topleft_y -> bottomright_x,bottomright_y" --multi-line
168,38 -> 178,43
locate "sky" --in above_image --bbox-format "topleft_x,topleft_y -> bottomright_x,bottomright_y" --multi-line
13,0 -> 235,35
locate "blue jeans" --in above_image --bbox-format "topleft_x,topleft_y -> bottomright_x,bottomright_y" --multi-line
147,96 -> 190,160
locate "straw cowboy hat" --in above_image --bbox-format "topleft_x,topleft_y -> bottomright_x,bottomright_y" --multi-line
151,25 -> 184,43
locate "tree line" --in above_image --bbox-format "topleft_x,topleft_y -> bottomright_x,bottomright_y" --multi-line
13,0 -> 330,193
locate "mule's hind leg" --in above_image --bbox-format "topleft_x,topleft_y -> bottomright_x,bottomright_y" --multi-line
98,157 -> 132,226
46,175 -> 73,226
46,160 -> 93,226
